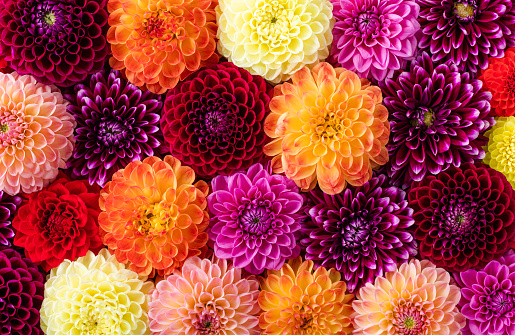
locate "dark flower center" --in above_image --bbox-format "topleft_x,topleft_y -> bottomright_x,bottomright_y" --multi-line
97,119 -> 129,146
356,12 -> 381,37
339,210 -> 375,248
271,17 -> 278,24
0,124 -> 8,133
193,310 -> 221,335
410,108 -> 434,128
454,1 -> 476,21
488,291 -> 514,316
240,206 -> 273,235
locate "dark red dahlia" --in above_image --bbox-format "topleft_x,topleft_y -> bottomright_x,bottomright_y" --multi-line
13,173 -> 103,271
0,0 -> 109,86
0,192 -> 21,247
161,62 -> 273,179
409,162 -> 515,272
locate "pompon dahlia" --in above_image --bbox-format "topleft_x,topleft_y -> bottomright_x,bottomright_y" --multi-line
161,62 -> 272,179
0,191 -> 21,246
0,0 -> 109,86
417,0 -> 515,74
353,259 -> 465,335
65,69 -> 163,187
484,116 -> 515,188
40,249 -> 154,335
107,0 -> 219,94
217,0 -> 334,84
0,73 -> 75,195
264,62 -> 390,195
301,174 -> 417,293
330,0 -> 420,81
381,52 -> 494,189
409,162 -> 515,272
99,155 -> 210,276
149,256 -> 261,335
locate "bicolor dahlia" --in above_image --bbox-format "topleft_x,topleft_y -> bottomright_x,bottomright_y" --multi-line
149,256 -> 261,335
0,192 -> 21,246
65,69 -> 163,187
418,0 -> 515,74
330,0 -> 420,81
409,162 -> 515,272
353,259 -> 465,335
484,116 -> 515,188
264,62 -> 389,195
99,155 -> 210,276
301,174 -> 417,293
0,0 -> 109,86
217,0 -> 334,84
381,53 -> 494,189
0,73 -> 75,195
208,163 -> 303,274
40,249 -> 154,335
162,62 -> 272,179
108,0 -> 219,94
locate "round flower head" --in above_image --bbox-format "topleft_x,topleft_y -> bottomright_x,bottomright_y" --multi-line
330,0 -> 420,81
149,256 -> 261,335
417,0 -> 515,74
409,162 -> 515,272
217,0 -> 334,84
353,259 -> 465,335
107,0 -> 219,94
484,116 -> 515,188
0,191 -> 21,246
208,163 -> 303,274
0,0 -> 109,86
0,73 -> 76,195
258,257 -> 354,335
40,249 -> 154,335
65,69 -> 163,187
99,155 -> 210,277
162,62 -> 272,179
264,62 -> 390,195
381,53 -> 494,189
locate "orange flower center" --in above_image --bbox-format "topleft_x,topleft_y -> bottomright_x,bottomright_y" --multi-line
133,201 -> 177,237
143,8 -> 181,40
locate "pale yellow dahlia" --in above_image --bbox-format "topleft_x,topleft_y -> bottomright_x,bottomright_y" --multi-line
216,0 -> 334,84
40,249 -> 154,335
484,116 -> 515,188
352,259 -> 465,335
264,62 -> 390,195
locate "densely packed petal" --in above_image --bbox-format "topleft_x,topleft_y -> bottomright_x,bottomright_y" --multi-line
0,191 -> 20,246
484,116 -> 515,188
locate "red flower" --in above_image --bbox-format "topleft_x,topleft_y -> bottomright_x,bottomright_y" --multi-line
13,173 -> 103,271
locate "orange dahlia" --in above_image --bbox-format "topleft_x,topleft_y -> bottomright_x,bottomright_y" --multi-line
263,62 -> 390,195
107,0 -> 219,94
99,155 -> 210,277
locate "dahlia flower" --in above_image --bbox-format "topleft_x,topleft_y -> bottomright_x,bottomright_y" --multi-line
264,62 -> 390,195
99,155 -> 210,276
0,248 -> 44,335
409,162 -> 515,272
162,62 -> 272,179
484,116 -> 515,188
381,53 -> 494,189
217,0 -> 334,84
418,0 -> 515,74
107,0 -> 219,94
0,0 -> 109,86
330,0 -> 420,81
259,257 -> 354,335
149,256 -> 261,335
208,163 -> 303,274
65,69 -> 163,187
0,73 -> 75,195
0,191 -> 21,246
40,249 -> 154,335
353,259 -> 465,335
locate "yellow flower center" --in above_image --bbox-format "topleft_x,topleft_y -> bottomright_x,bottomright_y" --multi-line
44,12 -> 56,25
77,304 -> 115,335
143,8 -> 181,40
133,201 -> 176,236
454,2 -> 475,18
0,124 -> 8,133
253,0 -> 291,46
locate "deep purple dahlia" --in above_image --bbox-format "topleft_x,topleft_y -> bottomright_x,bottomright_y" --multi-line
330,0 -> 420,81
161,62 -> 272,179
418,0 -> 515,74
65,69 -> 163,186
300,174 -> 417,293
0,0 -> 109,86
208,163 -> 303,275
0,192 -> 21,247
0,248 -> 44,335
381,52 -> 494,189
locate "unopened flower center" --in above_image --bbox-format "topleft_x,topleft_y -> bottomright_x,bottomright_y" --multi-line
143,9 -> 180,40
340,211 -> 372,248
505,72 -> 515,95
0,124 -> 8,133
98,119 -> 129,146
240,206 -> 274,235
454,2 -> 476,20
133,201 -> 176,236
43,11 -> 56,25
357,12 -> 381,37
393,303 -> 429,335
411,108 -> 434,127
193,310 -> 221,335
0,109 -> 29,148
404,317 -> 415,328
253,0 -> 290,44
488,291 -> 514,315
78,303 -> 112,335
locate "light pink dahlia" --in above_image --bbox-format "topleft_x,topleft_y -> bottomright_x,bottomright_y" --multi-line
0,73 -> 75,195
149,256 -> 261,335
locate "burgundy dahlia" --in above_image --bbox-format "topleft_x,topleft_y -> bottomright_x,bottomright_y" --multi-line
381,52 -> 494,189
409,162 -> 515,273
161,62 -> 272,179
0,192 -> 21,247
0,0 -> 109,86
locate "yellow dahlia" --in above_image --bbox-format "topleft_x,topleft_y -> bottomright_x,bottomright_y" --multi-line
216,0 -> 334,84
40,249 -> 154,335
484,116 -> 515,188
263,62 -> 390,195
352,259 -> 465,335
258,257 -> 354,335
